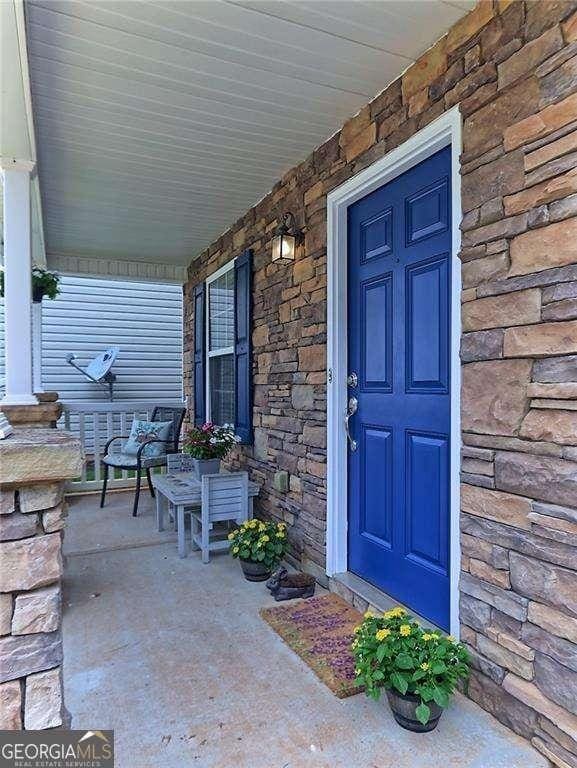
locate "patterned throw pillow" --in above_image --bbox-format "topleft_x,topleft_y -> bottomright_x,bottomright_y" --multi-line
124,420 -> 172,458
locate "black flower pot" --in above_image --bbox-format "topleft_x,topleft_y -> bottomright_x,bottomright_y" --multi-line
386,690 -> 443,733
239,559 -> 271,582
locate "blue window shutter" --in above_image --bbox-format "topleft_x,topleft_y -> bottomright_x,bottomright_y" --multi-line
193,282 -> 205,427
234,249 -> 253,444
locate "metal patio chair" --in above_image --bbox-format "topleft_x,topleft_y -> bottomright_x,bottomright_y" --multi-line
100,406 -> 186,517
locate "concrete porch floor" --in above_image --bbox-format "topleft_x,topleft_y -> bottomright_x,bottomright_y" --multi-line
63,491 -> 547,768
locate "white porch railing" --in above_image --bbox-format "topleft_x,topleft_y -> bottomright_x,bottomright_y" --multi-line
61,400 -> 185,492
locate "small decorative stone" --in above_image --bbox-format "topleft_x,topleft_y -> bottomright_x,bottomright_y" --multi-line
24,667 -> 63,730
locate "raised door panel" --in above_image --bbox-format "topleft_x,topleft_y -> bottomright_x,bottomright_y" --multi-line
405,431 -> 449,575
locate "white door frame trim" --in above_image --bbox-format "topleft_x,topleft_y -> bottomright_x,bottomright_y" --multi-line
326,106 -> 462,636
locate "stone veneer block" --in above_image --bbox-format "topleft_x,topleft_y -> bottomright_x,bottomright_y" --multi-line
462,359 -> 532,435
461,483 -> 531,529
401,38 -> 447,99
528,601 -> 577,644
563,8 -> 577,42
446,0 -> 495,54
534,654 -> 577,715
0,512 -> 38,542
12,585 -> 61,636
505,168 -> 577,215
461,573 -> 528,621
0,680 -> 22,729
477,635 -> 534,680
0,429 -> 83,486
520,409 -> 577,446
509,218 -> 577,276
461,289 -> 541,332
497,25 -> 564,90
504,320 -> 577,358
0,492 -> 15,515
0,533 -> 62,593
496,452 -> 577,508
510,552 -> 577,617
24,668 -> 63,730
0,631 -> 62,683
504,92 -> 577,150
0,594 -> 12,636
502,674 -> 577,743
18,483 -> 62,514
532,354 -> 577,383
42,503 -> 67,533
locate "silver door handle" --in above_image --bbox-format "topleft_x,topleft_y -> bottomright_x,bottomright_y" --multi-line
345,396 -> 358,452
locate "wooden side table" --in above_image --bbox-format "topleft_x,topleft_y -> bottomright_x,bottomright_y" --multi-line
152,471 -> 260,558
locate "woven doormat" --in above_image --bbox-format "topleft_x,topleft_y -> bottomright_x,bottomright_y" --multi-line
260,593 -> 363,698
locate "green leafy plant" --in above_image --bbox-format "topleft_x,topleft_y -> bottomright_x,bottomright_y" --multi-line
183,422 -> 239,459
0,267 -> 61,301
352,607 -> 469,725
228,519 -> 288,568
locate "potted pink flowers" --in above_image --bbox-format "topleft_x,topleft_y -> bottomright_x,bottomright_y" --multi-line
183,422 -> 240,478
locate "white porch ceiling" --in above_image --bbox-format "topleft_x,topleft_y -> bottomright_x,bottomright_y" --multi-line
25,0 -> 474,268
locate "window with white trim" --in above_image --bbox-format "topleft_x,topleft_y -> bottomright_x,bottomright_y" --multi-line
194,249 -> 252,443
206,263 -> 235,425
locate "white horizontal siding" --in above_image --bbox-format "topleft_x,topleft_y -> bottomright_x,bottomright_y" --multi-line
41,275 -> 183,403
0,273 -> 183,402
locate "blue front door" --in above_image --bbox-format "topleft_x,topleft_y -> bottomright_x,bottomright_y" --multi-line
347,146 -> 452,630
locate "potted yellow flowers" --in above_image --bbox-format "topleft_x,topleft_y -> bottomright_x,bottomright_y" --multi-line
352,607 -> 469,732
228,519 -> 288,581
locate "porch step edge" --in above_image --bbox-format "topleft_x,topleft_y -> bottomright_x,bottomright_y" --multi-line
330,571 -> 439,631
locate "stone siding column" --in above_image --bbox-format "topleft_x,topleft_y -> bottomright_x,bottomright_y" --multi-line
0,429 -> 83,729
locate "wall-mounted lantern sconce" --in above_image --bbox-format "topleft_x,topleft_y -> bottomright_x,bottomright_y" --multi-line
271,212 -> 303,262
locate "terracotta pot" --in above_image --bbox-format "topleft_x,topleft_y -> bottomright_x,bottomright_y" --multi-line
193,458 -> 221,479
386,689 -> 443,733
239,559 -> 271,582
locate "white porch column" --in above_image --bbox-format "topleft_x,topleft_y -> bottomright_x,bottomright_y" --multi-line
1,159 -> 38,405
32,300 -> 43,393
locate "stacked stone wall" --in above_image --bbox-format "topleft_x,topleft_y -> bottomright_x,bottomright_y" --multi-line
184,2 -> 577,763
0,430 -> 82,730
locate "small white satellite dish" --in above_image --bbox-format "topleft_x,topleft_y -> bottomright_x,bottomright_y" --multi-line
66,347 -> 119,401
